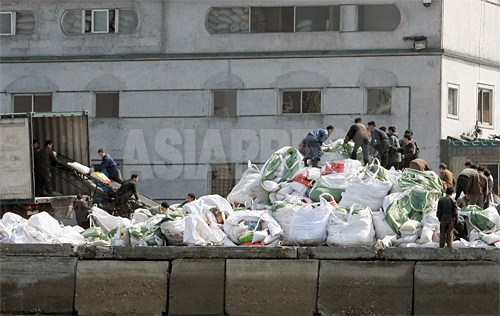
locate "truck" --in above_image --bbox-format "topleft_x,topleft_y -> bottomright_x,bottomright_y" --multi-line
0,112 -> 91,220
0,111 -> 158,220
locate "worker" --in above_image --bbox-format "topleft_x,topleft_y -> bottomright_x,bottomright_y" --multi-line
35,140 -> 57,196
95,148 -> 123,183
302,125 -> 335,167
395,134 -> 417,169
438,163 -> 456,192
343,118 -> 370,165
148,202 -> 170,215
180,193 -> 196,207
74,194 -> 92,229
115,174 -> 140,204
408,158 -> 432,171
386,126 -> 402,170
33,139 -> 41,196
466,166 -> 488,209
367,121 -> 390,168
455,162 -> 477,201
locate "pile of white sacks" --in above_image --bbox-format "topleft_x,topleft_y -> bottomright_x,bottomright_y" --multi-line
1,139 -> 499,248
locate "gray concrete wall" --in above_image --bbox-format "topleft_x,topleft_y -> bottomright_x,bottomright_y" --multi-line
1,244 -> 499,315
0,0 -> 443,57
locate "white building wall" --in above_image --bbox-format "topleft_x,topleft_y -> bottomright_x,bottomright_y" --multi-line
441,56 -> 500,139
442,0 -> 500,63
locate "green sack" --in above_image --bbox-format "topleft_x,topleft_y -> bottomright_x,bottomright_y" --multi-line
261,147 -> 301,182
399,169 -> 444,197
308,186 -> 344,203
462,205 -> 496,231
385,200 -> 410,235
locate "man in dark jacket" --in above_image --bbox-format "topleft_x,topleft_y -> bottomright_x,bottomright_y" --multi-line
343,117 -> 370,165
386,126 -> 401,170
35,140 -> 57,196
302,125 -> 334,167
437,186 -> 458,248
395,134 -> 417,169
367,121 -> 390,168
74,194 -> 92,229
115,174 -> 140,203
455,162 -> 477,201
95,149 -> 123,183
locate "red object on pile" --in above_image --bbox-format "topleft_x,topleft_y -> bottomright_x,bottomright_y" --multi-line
321,161 -> 345,175
292,172 -> 313,187
242,241 -> 265,246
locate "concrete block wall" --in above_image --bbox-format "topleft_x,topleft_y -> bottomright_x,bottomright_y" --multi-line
0,245 -> 499,315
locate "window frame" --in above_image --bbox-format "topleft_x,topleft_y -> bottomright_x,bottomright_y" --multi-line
13,93 -> 53,113
209,163 -> 236,198
211,89 -> 238,117
0,11 -> 15,36
91,9 -> 110,33
477,84 -> 494,127
365,87 -> 392,115
95,91 -> 120,118
280,89 -> 323,115
446,83 -> 459,120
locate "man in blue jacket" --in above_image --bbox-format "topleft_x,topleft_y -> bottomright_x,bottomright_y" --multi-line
95,148 -> 123,183
302,125 -> 334,167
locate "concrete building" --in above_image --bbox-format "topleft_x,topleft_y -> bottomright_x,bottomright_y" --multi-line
1,0 -> 499,202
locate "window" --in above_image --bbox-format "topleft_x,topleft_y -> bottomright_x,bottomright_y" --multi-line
295,6 -> 340,32
211,164 -> 235,198
95,92 -> 119,118
13,94 -> 52,112
447,84 -> 459,118
282,90 -> 321,114
0,11 -> 35,35
251,7 -> 294,33
358,5 -> 401,31
206,5 -> 398,34
212,90 -> 237,117
366,88 -> 392,114
206,7 -> 249,34
61,9 -> 138,34
477,86 -> 493,125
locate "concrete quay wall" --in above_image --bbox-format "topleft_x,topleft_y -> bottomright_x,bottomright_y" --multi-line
0,245 -> 498,315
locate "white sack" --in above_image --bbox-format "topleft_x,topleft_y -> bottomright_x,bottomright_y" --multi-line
271,203 -> 304,245
372,210 -> 396,240
483,206 -> 500,229
67,161 -> 91,174
288,198 -> 333,246
160,217 -> 185,245
89,206 -> 131,233
400,219 -> 422,237
224,210 -> 283,244
227,163 -> 269,205
339,171 -> 392,211
182,195 -> 233,219
183,215 -> 231,246
327,205 -> 376,246
27,212 -> 62,238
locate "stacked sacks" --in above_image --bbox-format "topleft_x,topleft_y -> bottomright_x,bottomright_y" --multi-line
327,205 -> 376,247
308,159 -> 362,203
227,162 -> 269,206
181,195 -> 235,246
319,139 -> 364,167
224,210 -> 283,245
287,196 -> 334,246
269,167 -> 319,203
270,201 -> 306,245
206,7 -> 249,34
261,146 -> 303,184
339,159 -> 392,212
1,212 -> 84,245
